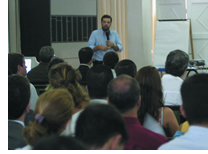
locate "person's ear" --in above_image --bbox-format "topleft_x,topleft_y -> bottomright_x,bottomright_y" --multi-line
109,135 -> 122,150
25,102 -> 31,113
86,86 -> 89,94
180,105 -> 186,118
137,96 -> 141,107
101,135 -> 122,150
17,64 -> 22,71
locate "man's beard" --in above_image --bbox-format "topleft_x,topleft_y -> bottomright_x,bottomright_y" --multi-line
102,26 -> 109,32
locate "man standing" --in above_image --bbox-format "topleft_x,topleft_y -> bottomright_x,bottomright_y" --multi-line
88,14 -> 123,66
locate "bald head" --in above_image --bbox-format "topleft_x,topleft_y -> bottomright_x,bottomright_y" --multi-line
107,75 -> 141,113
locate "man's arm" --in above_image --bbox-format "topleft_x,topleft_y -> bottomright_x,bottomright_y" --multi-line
88,31 -> 109,52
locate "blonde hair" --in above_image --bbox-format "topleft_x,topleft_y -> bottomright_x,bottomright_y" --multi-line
48,63 -> 89,108
23,89 -> 74,146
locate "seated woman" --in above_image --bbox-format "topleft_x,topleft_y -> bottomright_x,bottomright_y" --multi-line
17,89 -> 75,150
48,63 -> 89,113
134,66 -> 179,137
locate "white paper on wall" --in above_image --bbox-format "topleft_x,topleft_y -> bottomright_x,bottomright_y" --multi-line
153,20 -> 190,68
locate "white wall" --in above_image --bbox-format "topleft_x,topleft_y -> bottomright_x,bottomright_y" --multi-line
50,0 -> 97,69
127,0 -> 152,70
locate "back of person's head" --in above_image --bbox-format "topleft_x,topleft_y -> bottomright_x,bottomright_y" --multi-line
75,104 -> 129,150
165,49 -> 189,77
103,51 -> 119,69
134,66 -> 164,125
33,135 -> 89,150
86,65 -> 113,99
48,63 -> 89,109
23,89 -> 74,146
39,46 -> 54,63
181,74 -> 208,125
78,47 -> 93,64
107,75 -> 141,113
8,53 -> 24,74
115,59 -> 137,78
8,75 -> 30,120
101,14 -> 112,22
48,57 -> 65,71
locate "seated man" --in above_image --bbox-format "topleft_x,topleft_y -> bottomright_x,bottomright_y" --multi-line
27,46 -> 55,84
115,59 -> 137,78
107,75 -> 169,150
162,49 -> 189,106
8,53 -> 38,111
77,47 -> 93,85
75,104 -> 129,150
8,75 -> 31,150
103,51 -> 119,78
158,74 -> 208,150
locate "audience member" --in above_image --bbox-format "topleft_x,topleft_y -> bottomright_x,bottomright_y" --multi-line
77,47 -> 93,85
8,53 -> 38,111
158,74 -> 208,150
62,65 -> 113,136
27,46 -> 54,84
103,51 -> 119,78
33,135 -> 89,150
162,49 -> 189,106
134,66 -> 179,137
115,59 -> 137,78
48,57 -> 65,72
48,63 -> 89,113
45,57 -> 65,90
17,89 -> 75,150
107,75 -> 169,150
75,104 -> 129,150
8,75 -> 31,150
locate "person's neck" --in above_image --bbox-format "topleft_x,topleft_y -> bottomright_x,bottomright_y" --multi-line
17,113 -> 26,122
122,108 -> 138,118
192,123 -> 208,128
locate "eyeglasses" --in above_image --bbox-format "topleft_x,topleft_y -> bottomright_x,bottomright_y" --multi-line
102,21 -> 111,24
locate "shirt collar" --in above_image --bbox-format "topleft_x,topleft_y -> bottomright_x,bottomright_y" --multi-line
8,119 -> 25,127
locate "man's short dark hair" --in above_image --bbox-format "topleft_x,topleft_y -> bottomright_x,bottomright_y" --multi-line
165,49 -> 189,77
101,14 -> 112,22
8,53 -> 24,74
48,58 -> 65,71
115,59 -> 137,78
39,46 -> 54,62
107,75 -> 141,113
75,104 -> 129,148
8,75 -> 30,119
78,47 -> 93,64
181,74 -> 208,125
33,135 -> 89,150
86,65 -> 113,99
103,51 -> 119,69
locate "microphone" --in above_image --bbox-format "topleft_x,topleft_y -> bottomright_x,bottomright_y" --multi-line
106,31 -> 109,40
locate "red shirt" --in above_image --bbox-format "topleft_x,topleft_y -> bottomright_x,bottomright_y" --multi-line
123,117 -> 169,150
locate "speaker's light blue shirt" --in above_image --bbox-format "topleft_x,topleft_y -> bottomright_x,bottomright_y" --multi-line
88,28 -> 123,61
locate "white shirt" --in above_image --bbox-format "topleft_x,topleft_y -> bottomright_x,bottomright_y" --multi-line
61,99 -> 108,136
29,83 -> 39,110
8,120 -> 25,127
161,74 -> 183,106
158,126 -> 208,150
